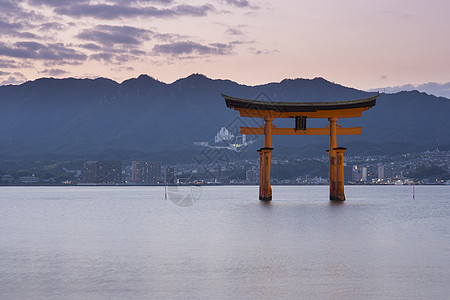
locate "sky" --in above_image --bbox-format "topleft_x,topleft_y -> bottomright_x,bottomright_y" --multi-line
1,0 -> 450,97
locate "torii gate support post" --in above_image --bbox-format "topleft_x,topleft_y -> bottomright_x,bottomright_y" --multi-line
334,147 -> 347,201
259,117 -> 273,201
328,117 -> 338,201
257,149 -> 263,198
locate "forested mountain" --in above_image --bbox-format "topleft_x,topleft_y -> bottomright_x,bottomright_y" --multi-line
0,74 -> 448,160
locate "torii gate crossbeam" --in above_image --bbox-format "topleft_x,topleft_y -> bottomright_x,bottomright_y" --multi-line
223,94 -> 377,201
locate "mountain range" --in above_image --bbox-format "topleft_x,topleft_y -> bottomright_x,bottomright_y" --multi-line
0,74 -> 449,163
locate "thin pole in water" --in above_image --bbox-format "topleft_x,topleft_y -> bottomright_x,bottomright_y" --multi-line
413,182 -> 415,199
164,170 -> 167,200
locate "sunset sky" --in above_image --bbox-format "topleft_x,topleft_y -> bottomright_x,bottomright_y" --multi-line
1,0 -> 449,95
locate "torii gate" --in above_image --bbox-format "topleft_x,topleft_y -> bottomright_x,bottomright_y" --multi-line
223,94 -> 377,201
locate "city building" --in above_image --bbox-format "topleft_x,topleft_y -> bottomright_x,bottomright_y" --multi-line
83,161 -> 99,183
344,164 -> 352,183
352,165 -> 360,182
19,175 -> 40,183
2,175 -> 15,183
132,161 -> 151,183
150,162 -> 161,183
165,167 -> 175,183
131,161 -> 161,183
378,164 -> 385,181
83,161 -> 122,183
246,167 -> 259,183
122,165 -> 133,183
361,167 -> 368,182
98,161 -> 122,183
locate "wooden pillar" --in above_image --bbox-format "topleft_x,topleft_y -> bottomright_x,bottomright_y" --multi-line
333,147 -> 346,201
257,149 -> 263,198
259,117 -> 273,201
328,117 -> 338,200
259,147 -> 273,200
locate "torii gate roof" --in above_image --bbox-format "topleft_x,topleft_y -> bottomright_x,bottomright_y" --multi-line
222,94 -> 378,118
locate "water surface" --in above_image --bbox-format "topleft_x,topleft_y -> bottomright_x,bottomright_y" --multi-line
0,186 -> 449,299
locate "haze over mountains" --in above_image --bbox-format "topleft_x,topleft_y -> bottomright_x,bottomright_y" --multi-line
370,82 -> 450,99
0,74 -> 449,162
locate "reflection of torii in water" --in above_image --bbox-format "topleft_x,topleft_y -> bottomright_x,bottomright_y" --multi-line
194,127 -> 255,152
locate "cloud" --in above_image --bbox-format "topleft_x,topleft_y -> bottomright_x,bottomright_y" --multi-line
0,41 -> 87,62
0,71 -> 10,76
226,28 -> 244,35
78,43 -> 102,51
44,60 -> 83,67
224,0 -> 250,7
75,26 -> 151,64
89,52 -> 140,64
408,82 -> 450,99
153,33 -> 188,42
0,0 -> 20,10
77,25 -> 152,47
0,72 -> 27,86
0,59 -> 17,69
153,41 -> 233,56
39,22 -> 66,32
16,32 -> 37,38
0,19 -> 22,32
370,82 -> 450,99
38,68 -> 69,76
90,53 -> 115,62
0,58 -> 33,69
221,0 -> 258,9
28,0 -> 89,7
115,54 -> 139,62
0,20 -> 37,38
2,1 -> 45,23
29,0 -> 173,6
129,49 -> 147,56
122,0 -> 173,4
54,3 -> 215,20
248,47 -> 279,55
173,4 -> 215,16
0,0 -> 26,18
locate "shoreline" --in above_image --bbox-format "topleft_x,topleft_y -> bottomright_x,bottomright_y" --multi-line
0,183 -> 447,187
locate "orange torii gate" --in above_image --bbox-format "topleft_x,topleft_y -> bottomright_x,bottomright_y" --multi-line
223,94 -> 377,201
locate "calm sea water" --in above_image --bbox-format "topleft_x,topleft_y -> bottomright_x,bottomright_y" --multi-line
0,185 -> 449,299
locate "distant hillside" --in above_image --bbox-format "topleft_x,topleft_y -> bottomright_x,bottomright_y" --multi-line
0,74 -> 449,159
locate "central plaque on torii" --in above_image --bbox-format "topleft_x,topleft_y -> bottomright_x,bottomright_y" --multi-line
223,94 -> 378,201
